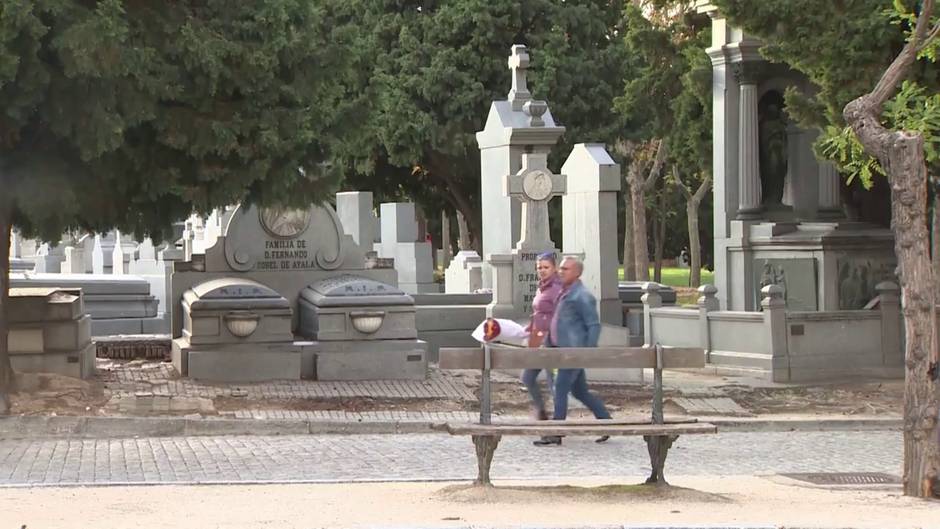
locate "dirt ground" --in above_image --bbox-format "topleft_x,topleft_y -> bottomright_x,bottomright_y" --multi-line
1,476 -> 936,529
6,361 -> 905,419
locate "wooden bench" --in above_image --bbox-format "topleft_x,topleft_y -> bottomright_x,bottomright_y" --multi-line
434,342 -> 717,486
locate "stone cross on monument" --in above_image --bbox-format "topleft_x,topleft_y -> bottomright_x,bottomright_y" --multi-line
507,45 -> 532,111
505,153 -> 566,249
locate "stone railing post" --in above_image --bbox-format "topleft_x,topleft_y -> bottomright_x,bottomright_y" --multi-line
762,284 -> 789,382
183,221 -> 194,262
697,284 -> 719,362
876,281 -> 902,366
641,282 -> 662,347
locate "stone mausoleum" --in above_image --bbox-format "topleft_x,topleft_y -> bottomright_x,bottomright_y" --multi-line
697,1 -> 895,312
170,202 -> 429,382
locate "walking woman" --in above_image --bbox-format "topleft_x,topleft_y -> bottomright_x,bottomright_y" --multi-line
522,252 -> 562,420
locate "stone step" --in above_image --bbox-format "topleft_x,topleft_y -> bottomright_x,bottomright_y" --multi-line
709,350 -> 774,370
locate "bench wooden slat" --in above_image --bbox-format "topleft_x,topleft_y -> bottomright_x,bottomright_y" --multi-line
438,345 -> 704,370
434,422 -> 717,436
485,416 -> 698,427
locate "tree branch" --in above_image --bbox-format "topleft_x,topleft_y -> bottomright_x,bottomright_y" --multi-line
867,0 -> 935,110
917,20 -> 940,53
672,165 -> 692,200
643,139 -> 668,192
692,172 -> 712,204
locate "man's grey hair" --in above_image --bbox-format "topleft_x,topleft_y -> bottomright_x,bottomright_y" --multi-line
560,255 -> 584,275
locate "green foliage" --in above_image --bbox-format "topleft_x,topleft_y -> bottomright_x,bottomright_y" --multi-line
332,0 -> 629,240
0,0 -> 351,241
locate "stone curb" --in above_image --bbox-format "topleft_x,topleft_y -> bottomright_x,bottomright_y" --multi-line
0,415 -> 903,439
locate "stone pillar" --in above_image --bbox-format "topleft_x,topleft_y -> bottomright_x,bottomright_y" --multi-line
817,162 -> 844,219
10,230 -> 20,258
92,234 -> 105,275
641,282 -> 662,347
761,284 -> 789,382
62,245 -> 85,274
378,202 -> 438,293
445,250 -> 483,293
561,143 -> 622,325
182,222 -> 194,262
697,284 -> 719,362
456,210 -> 471,251
476,44 -> 565,287
336,191 -> 376,251
441,210 -> 453,269
876,281 -> 902,366
735,65 -> 761,219
112,230 -> 126,275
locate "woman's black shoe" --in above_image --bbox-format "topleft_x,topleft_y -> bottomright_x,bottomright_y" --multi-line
533,436 -> 562,446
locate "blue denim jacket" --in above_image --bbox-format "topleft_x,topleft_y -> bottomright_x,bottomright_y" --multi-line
549,280 -> 601,348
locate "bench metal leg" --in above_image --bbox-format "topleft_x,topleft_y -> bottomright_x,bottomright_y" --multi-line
644,434 -> 678,485
471,435 -> 501,486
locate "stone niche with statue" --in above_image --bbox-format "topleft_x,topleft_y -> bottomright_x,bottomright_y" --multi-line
170,202 -> 427,382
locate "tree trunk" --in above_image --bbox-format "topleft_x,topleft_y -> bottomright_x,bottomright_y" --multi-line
933,190 -> 940,301
687,201 -> 702,287
623,182 -> 636,281
456,210 -> 471,251
653,192 -> 666,283
441,209 -> 453,269
844,1 -> 940,498
675,171 -> 711,288
0,205 -> 13,414
631,183 -> 650,281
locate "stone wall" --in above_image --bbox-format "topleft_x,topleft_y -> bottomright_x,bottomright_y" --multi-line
643,282 -> 903,382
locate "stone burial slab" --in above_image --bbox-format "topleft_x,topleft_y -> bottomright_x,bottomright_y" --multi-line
297,274 -> 417,342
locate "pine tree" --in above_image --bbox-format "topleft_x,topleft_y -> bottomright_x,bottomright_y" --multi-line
0,0 -> 353,411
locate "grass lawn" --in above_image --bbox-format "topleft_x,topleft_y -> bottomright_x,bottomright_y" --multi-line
618,266 -> 714,288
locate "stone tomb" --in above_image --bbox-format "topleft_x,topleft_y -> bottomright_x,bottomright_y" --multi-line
297,275 -> 427,380
8,287 -> 95,379
170,201 -> 428,381
174,278 -> 299,382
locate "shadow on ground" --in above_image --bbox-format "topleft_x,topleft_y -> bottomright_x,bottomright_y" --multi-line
436,482 -> 736,505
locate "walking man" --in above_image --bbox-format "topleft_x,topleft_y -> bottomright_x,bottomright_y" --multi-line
534,256 -> 612,446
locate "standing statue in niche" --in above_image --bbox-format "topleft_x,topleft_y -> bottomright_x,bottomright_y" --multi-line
758,91 -> 788,207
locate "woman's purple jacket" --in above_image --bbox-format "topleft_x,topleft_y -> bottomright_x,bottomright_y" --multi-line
528,274 -> 563,335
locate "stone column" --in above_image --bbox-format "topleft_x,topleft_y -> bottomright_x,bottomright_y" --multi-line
561,143 -> 622,325
735,64 -> 762,219
761,285 -> 790,382
817,162 -> 844,219
336,191 -> 376,251
476,44 -> 565,287
641,282 -> 662,347
697,284 -> 719,362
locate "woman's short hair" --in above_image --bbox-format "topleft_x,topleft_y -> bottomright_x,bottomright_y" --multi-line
537,252 -> 556,265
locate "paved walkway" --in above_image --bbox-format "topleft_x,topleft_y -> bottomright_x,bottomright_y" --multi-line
99,360 -> 476,400
0,430 -> 901,486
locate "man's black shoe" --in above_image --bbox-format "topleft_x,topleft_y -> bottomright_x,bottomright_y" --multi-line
533,436 -> 562,446
595,435 -> 610,444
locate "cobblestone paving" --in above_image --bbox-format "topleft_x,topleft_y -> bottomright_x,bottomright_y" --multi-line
0,431 -> 901,486
97,359 -> 475,401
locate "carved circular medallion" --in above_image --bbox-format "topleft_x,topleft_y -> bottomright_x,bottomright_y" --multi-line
522,170 -> 553,201
259,207 -> 311,239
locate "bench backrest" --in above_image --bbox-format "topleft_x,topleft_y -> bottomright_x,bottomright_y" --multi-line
439,344 -> 705,370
